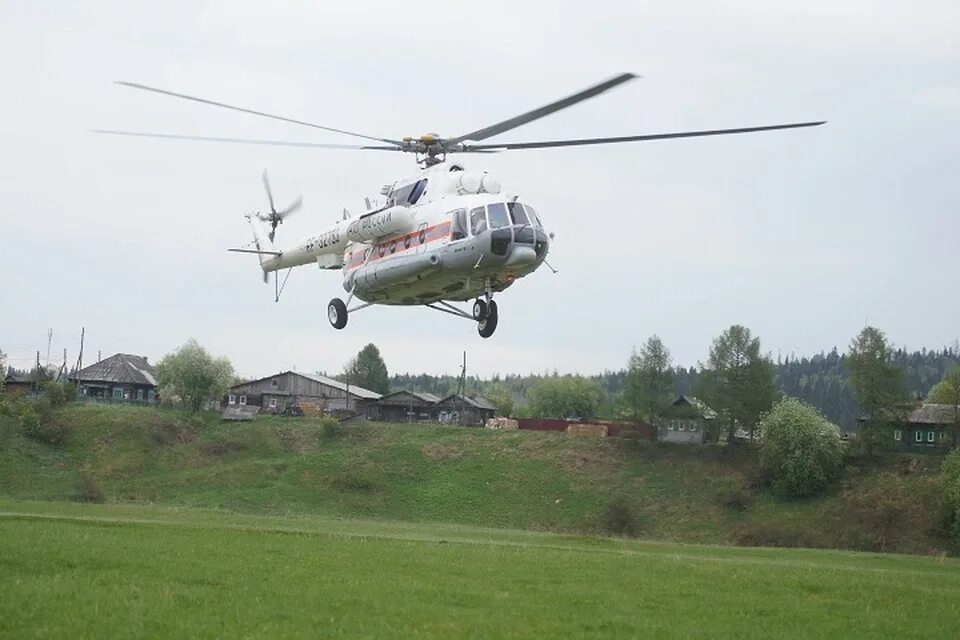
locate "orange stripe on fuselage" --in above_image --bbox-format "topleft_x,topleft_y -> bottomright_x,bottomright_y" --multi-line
345,221 -> 452,271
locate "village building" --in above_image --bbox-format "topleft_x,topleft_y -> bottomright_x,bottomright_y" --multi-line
436,394 -> 497,426
893,404 -> 958,450
70,353 -> 158,402
366,390 -> 442,422
656,395 -> 717,444
227,371 -> 381,415
2,372 -> 38,396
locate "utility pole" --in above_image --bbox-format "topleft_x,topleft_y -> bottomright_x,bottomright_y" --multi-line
457,351 -> 467,424
75,327 -> 85,393
46,328 -> 53,369
35,351 -> 41,395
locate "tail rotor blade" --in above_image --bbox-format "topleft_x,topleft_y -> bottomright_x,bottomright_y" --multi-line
262,170 -> 276,214
278,196 -> 303,220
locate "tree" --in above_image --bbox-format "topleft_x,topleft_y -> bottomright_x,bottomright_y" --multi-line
622,336 -> 674,425
342,343 -> 389,394
847,327 -> 908,453
696,325 -> 778,445
528,376 -> 603,419
929,367 -> 960,446
155,339 -> 234,412
0,348 -> 5,392
484,383 -> 514,417
760,398 -> 843,498
941,450 -> 960,549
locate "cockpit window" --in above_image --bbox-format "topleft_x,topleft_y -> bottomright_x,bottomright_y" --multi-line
407,178 -> 427,204
526,205 -> 543,229
486,203 -> 510,230
507,202 -> 529,225
450,209 -> 468,241
470,207 -> 487,235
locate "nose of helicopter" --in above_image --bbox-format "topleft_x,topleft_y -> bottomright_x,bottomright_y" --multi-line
506,245 -> 537,266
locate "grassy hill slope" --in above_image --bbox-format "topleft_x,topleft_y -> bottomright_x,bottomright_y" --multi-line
0,403 -> 950,555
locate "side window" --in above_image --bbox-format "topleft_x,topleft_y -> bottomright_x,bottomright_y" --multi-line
914,430 -> 922,443
486,203 -> 510,229
470,207 -> 487,235
450,209 -> 468,241
526,205 -> 543,229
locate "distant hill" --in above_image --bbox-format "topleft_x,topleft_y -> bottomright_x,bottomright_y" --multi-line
391,347 -> 960,430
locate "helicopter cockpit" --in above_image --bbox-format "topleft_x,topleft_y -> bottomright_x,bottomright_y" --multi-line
451,201 -> 548,259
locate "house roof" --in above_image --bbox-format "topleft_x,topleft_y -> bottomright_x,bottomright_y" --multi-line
438,393 -> 497,411
668,395 -> 718,419
71,353 -> 157,386
905,403 -> 959,425
230,371 -> 381,400
377,390 -> 441,405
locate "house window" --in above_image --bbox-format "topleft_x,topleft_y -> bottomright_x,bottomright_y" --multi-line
112,387 -> 123,399
927,430 -> 935,443
239,395 -> 247,406
894,429 -> 902,441
228,395 -> 236,405
678,424 -> 685,432
137,389 -> 144,401
272,379 -> 278,387
940,431 -> 947,441
269,397 -> 277,409
914,430 -> 923,443
147,390 -> 155,402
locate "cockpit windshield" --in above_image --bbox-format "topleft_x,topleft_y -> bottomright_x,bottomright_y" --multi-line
507,202 -> 529,226
486,203 -> 510,230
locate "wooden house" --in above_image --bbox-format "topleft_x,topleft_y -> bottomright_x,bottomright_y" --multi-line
70,353 -> 158,402
366,390 -> 441,422
227,371 -> 381,415
436,394 -> 497,426
893,404 -> 957,450
656,395 -> 717,444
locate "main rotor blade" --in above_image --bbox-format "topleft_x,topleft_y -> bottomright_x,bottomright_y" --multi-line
115,81 -> 403,146
447,73 -> 638,145
262,170 -> 276,215
93,129 -> 401,150
463,121 -> 826,150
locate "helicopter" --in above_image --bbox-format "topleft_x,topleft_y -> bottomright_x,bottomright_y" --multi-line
98,73 -> 824,338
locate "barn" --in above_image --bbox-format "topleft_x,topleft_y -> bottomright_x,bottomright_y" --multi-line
366,390 -> 442,422
227,371 -> 381,415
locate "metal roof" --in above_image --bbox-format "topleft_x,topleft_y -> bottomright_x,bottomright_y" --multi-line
71,353 -> 157,386
439,393 -> 497,411
670,395 -> 718,419
377,390 -> 441,404
231,371 -> 381,400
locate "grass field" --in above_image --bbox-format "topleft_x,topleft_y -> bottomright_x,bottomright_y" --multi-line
1,500 -> 958,638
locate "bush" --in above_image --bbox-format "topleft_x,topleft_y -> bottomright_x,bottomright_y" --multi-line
319,417 -> 342,441
75,473 -> 105,503
760,398 -> 843,498
600,497 -> 637,536
20,406 -> 71,446
42,382 -> 76,407
942,450 -> 960,549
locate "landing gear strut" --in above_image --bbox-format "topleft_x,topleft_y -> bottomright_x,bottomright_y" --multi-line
424,298 -> 500,338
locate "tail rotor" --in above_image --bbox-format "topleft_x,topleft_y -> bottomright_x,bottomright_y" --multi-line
257,170 -> 302,241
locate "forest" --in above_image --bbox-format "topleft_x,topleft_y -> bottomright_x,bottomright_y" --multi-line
391,345 -> 960,431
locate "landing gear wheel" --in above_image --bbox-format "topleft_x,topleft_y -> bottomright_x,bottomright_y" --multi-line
472,299 -> 488,321
328,298 -> 348,330
477,300 -> 498,338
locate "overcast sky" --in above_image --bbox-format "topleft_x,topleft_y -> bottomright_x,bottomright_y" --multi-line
2,1 -> 958,380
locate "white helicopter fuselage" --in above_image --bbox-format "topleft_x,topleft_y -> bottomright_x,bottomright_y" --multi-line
250,161 -> 550,306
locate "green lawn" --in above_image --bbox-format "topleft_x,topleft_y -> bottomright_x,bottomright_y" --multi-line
1,500 -> 958,639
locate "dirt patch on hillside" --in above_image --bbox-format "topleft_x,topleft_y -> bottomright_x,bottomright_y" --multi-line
421,443 -> 463,461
